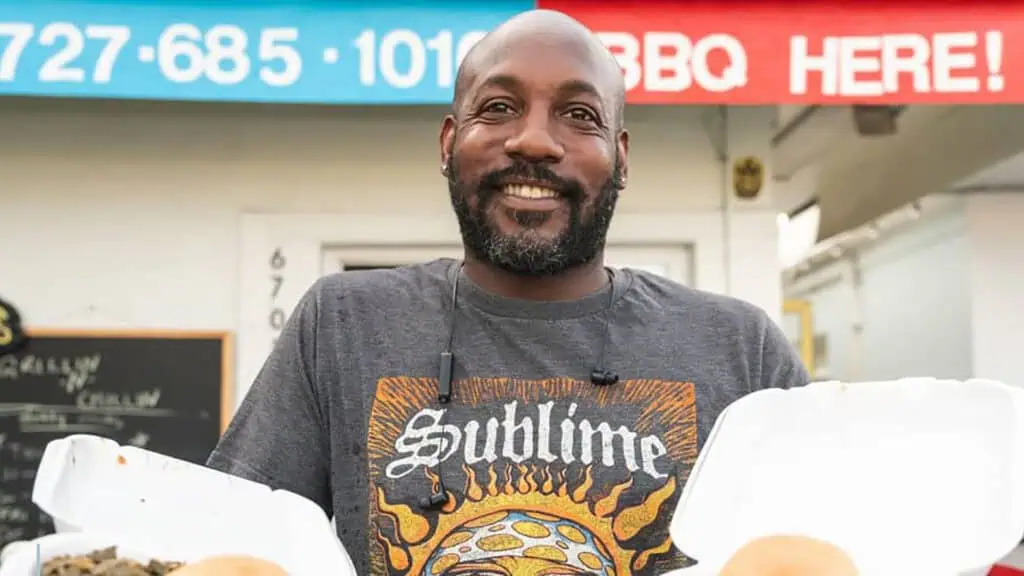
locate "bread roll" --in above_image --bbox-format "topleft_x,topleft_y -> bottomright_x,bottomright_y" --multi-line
167,555 -> 288,576
719,534 -> 859,576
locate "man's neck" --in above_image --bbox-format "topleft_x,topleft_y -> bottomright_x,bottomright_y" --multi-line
461,257 -> 609,301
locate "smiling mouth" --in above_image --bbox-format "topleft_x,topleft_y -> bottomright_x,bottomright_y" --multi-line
502,184 -> 559,200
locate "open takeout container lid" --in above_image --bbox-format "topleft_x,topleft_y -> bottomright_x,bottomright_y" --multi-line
668,378 -> 1024,576
4,434 -> 357,575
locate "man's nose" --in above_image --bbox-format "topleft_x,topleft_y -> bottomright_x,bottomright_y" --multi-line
504,112 -> 565,163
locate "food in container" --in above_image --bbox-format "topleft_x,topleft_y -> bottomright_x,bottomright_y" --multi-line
165,555 -> 287,576
718,534 -> 858,576
1,534 -> 183,576
667,378 -> 1024,576
39,546 -> 182,576
0,435 -> 358,576
1,537 -> 288,576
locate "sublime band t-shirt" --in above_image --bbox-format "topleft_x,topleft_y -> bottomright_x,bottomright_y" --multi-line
208,259 -> 809,575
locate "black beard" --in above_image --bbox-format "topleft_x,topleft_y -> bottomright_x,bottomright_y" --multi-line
448,159 -> 622,278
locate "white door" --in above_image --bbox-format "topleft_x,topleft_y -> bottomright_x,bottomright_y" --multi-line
321,245 -> 463,274
322,244 -> 692,284
604,245 -> 692,284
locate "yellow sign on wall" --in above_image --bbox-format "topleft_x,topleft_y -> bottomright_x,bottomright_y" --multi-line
783,299 -> 815,377
732,156 -> 765,200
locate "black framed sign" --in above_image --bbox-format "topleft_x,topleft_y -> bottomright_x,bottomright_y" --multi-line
0,328 -> 234,548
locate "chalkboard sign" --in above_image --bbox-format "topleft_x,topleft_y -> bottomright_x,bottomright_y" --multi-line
0,329 -> 233,548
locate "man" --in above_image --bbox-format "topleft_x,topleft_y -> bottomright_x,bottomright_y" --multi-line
208,9 -> 809,575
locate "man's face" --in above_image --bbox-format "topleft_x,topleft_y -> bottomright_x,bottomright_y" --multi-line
441,33 -> 628,277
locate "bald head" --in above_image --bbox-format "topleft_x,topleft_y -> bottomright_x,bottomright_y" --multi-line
453,9 -> 626,127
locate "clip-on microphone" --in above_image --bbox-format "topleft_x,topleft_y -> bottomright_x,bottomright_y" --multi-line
590,368 -> 619,386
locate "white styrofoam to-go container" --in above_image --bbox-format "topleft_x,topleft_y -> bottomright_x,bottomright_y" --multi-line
0,434 -> 357,576
667,378 -> 1024,576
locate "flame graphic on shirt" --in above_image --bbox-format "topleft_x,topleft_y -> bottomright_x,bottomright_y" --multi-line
375,462 -> 677,575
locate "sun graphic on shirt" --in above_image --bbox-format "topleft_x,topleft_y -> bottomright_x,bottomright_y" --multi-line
373,463 -> 678,576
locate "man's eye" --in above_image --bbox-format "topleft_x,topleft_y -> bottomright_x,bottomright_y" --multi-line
564,106 -> 601,125
482,101 -> 514,115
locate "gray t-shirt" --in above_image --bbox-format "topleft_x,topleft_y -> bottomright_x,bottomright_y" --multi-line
208,258 -> 809,575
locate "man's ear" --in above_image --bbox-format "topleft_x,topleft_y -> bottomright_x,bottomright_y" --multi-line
440,115 -> 456,173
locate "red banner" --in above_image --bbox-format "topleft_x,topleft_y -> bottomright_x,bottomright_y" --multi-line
538,0 -> 1024,104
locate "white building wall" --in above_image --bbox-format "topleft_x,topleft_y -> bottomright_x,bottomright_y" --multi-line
786,198 -> 974,381
786,192 -> 1024,387
966,193 -> 1024,388
0,100 -> 783,402
856,208 -> 974,381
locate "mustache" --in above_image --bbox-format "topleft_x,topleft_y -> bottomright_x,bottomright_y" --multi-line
476,161 -> 585,203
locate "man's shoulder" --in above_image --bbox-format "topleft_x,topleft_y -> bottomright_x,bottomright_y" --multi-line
624,269 -> 770,331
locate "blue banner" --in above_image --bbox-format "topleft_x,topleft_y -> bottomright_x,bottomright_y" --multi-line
0,1 -> 532,104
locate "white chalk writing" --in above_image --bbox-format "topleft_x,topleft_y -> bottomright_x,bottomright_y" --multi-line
0,353 -> 102,393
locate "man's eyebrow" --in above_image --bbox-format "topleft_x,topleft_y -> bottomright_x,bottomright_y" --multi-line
473,75 -> 604,103
474,73 -> 524,96
556,78 -> 603,102
557,78 -> 611,121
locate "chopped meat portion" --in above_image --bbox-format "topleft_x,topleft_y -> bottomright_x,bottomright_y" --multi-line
41,546 -> 184,576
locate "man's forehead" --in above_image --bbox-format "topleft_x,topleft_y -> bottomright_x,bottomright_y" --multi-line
466,28 -> 615,98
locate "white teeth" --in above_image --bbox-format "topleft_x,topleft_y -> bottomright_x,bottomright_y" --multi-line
503,185 -> 557,199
